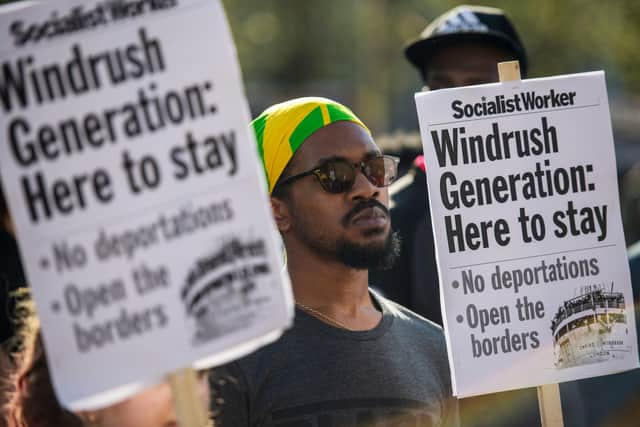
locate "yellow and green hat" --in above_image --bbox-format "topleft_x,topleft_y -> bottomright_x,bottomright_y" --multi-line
251,97 -> 369,193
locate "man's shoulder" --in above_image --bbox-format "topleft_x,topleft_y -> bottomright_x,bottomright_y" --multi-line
376,292 -> 444,338
374,292 -> 453,400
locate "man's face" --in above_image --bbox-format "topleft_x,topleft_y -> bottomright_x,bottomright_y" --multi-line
275,121 -> 399,269
424,41 -> 514,90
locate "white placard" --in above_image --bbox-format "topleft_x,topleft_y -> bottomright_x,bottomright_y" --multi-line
0,0 -> 293,410
415,71 -> 639,397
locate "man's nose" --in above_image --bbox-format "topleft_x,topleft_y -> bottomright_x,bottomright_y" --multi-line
349,168 -> 379,201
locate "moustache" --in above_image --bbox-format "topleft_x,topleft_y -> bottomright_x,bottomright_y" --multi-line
342,199 -> 390,226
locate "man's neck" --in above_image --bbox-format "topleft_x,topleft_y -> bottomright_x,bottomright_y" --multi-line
285,242 -> 381,330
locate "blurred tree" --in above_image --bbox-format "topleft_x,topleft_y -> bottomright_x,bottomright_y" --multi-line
221,0 -> 640,133
0,0 -> 637,132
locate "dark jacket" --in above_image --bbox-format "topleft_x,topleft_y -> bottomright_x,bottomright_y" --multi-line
370,165 -> 442,325
1,228 -> 26,345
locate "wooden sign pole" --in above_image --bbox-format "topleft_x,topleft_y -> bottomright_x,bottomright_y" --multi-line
167,367 -> 209,427
537,383 -> 565,427
497,60 -> 565,427
497,60 -> 522,82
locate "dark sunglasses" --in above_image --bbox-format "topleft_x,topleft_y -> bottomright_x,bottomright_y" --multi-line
275,155 -> 400,194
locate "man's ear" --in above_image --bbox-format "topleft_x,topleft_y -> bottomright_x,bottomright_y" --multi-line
271,196 -> 291,233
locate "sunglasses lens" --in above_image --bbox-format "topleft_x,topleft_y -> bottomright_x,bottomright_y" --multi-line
364,156 -> 398,187
316,160 -> 355,193
312,156 -> 398,193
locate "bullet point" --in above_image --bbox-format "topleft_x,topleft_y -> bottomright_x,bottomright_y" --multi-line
452,280 -> 459,289
456,315 -> 464,323
40,258 -> 50,269
51,301 -> 61,313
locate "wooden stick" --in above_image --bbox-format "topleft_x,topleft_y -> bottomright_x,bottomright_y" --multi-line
537,383 -> 565,427
497,60 -> 564,427
167,367 -> 208,427
498,60 -> 522,81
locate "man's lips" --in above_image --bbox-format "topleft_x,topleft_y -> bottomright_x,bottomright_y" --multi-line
342,199 -> 390,228
350,206 -> 388,227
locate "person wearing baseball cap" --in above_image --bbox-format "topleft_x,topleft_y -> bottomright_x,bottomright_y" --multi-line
370,5 -> 587,427
371,3 -> 529,337
406,5 -> 528,89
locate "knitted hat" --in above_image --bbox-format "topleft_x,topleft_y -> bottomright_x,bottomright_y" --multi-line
251,97 -> 369,193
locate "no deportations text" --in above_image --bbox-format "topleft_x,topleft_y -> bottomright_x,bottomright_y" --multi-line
461,256 -> 600,295
93,199 -> 233,261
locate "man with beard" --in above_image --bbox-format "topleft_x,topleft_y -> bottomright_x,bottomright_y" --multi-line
210,97 -> 458,427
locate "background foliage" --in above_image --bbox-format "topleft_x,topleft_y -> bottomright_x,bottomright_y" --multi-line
1,0 -> 638,192
222,0 -> 640,136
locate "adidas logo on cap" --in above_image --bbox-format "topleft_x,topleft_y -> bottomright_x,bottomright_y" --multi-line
434,8 -> 489,35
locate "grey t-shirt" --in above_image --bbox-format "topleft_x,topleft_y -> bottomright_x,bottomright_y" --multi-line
210,291 -> 459,427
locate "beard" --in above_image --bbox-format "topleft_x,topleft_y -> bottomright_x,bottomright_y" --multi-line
335,229 -> 401,270
288,198 -> 401,270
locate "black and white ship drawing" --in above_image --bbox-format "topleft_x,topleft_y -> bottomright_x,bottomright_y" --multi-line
181,237 -> 271,345
551,284 -> 632,369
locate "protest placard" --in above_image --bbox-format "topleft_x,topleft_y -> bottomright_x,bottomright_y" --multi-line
415,71 -> 639,397
0,0 -> 293,410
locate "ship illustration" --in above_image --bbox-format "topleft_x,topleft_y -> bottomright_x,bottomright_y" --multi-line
551,284 -> 631,369
181,237 -> 270,345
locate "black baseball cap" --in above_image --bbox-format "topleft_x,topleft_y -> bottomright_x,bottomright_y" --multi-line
405,5 -> 528,79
